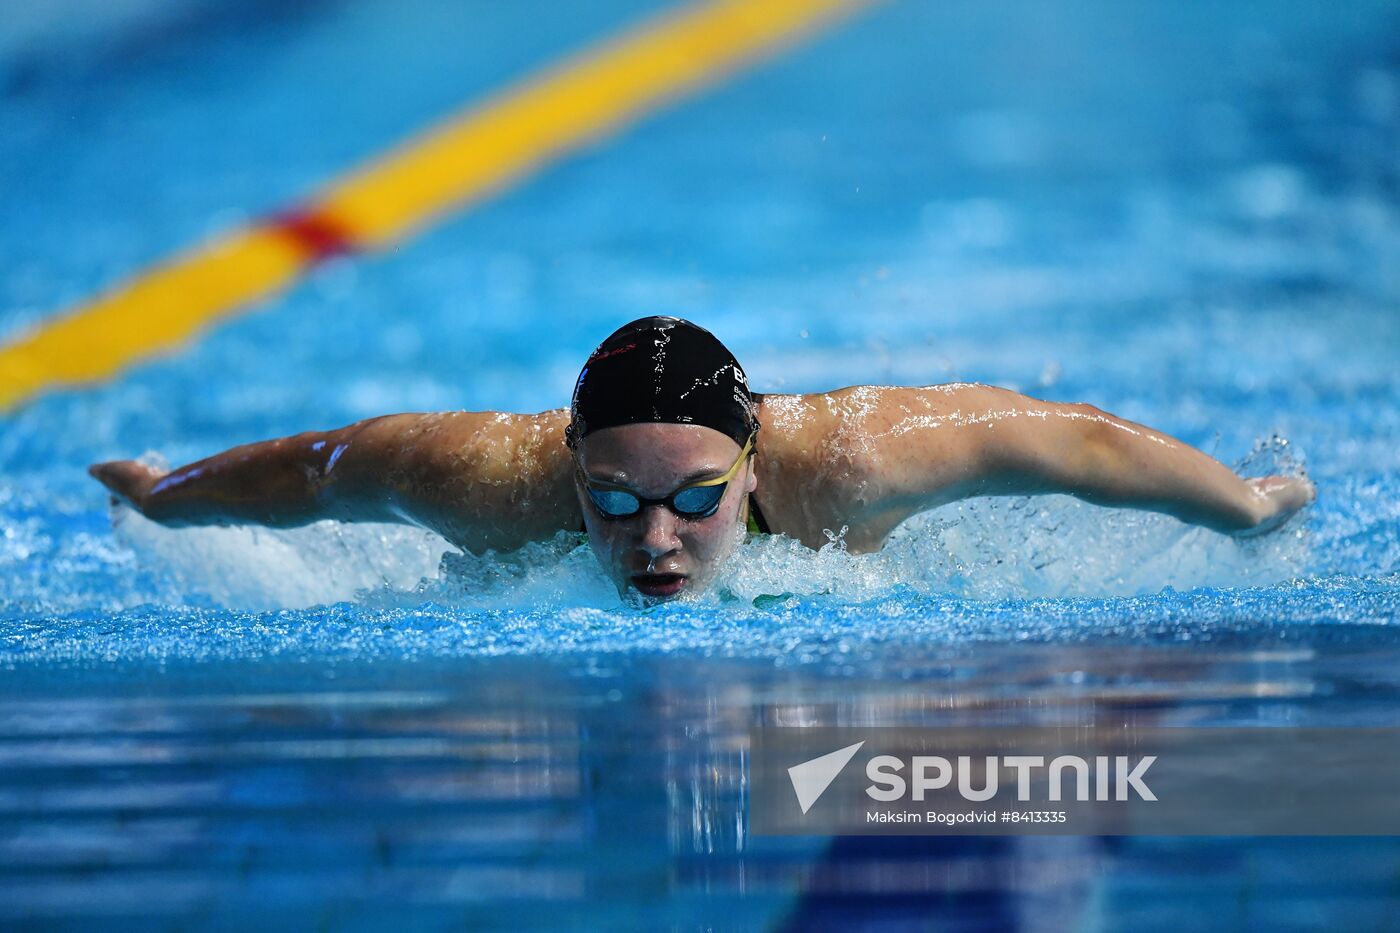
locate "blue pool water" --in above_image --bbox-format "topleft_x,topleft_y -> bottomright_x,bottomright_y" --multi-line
3,0 -> 1400,928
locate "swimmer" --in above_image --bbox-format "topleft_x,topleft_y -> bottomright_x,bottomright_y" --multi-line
89,316 -> 1314,601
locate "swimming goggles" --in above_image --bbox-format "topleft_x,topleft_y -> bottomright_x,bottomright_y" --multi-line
575,435 -> 754,521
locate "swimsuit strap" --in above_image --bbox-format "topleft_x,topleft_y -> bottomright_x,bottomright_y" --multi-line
747,493 -> 772,535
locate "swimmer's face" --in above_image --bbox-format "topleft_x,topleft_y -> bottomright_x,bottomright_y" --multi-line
574,423 -> 756,603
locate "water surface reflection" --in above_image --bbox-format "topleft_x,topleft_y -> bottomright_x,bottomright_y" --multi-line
3,636 -> 1398,928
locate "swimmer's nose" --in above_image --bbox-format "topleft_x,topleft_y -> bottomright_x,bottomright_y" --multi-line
637,504 -> 681,560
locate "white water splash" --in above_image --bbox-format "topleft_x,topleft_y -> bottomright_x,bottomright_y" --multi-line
112,508 -> 451,610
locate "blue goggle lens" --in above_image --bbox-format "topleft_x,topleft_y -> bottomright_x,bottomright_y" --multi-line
672,484 -> 726,516
588,488 -> 642,517
586,482 -> 727,519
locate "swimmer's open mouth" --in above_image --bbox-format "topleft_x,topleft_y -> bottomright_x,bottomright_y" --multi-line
632,573 -> 688,598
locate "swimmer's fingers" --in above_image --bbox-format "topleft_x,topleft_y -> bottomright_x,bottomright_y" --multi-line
1234,475 -> 1315,537
87,460 -> 162,511
1249,475 -> 1316,511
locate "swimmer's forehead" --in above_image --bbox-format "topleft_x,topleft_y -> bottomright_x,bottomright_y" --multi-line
578,423 -> 742,486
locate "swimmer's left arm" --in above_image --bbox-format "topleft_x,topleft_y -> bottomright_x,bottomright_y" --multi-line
854,384 -> 1314,539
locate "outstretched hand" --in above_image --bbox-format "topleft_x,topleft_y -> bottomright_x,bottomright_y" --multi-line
88,460 -> 164,512
1235,475 -> 1315,537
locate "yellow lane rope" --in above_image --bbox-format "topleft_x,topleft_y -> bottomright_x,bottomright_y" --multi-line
0,0 -> 873,412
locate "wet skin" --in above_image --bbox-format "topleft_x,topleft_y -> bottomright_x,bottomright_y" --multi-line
89,383 -> 1316,601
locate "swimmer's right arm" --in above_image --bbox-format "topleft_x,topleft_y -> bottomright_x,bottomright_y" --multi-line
89,420 -> 407,528
88,409 -> 580,553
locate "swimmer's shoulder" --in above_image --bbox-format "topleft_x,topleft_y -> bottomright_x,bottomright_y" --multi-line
755,385 -> 941,458
354,408 -> 579,553
419,406 -> 574,495
750,391 -> 867,548
346,409 -> 572,481
756,383 -> 1007,451
751,385 -> 986,551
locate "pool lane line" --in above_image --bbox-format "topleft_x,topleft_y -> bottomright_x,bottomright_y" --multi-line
0,0 -> 875,413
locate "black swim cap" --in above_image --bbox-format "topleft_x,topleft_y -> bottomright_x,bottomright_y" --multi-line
566,316 -> 759,449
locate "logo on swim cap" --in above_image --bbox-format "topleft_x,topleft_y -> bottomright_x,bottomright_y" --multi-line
587,342 -> 638,364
